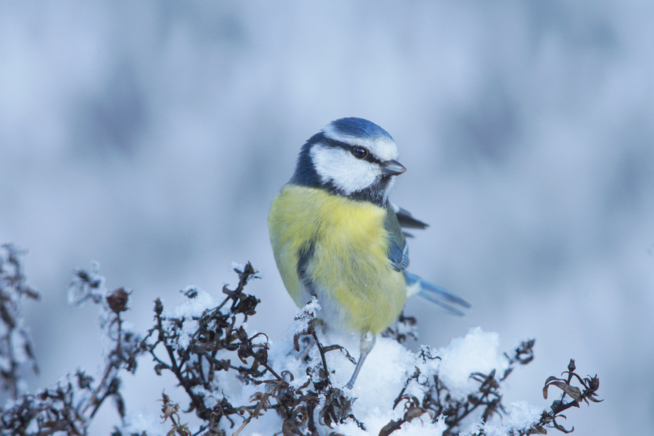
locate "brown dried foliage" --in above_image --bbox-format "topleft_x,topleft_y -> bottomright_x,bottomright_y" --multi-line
0,250 -> 602,436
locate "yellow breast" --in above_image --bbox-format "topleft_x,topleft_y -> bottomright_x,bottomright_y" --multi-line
268,184 -> 406,334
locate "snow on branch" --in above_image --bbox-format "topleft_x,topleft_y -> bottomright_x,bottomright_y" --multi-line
0,249 -> 602,436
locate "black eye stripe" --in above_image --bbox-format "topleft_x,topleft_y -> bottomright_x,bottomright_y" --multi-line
319,136 -> 383,164
354,147 -> 382,164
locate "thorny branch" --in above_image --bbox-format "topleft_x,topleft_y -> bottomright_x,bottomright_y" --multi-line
142,264 -> 363,436
1,261 -> 143,436
535,359 -> 603,434
380,339 -> 600,436
382,311 -> 418,344
0,244 -> 40,399
0,249 -> 602,436
141,262 -> 265,430
387,341 -> 537,435
463,358 -> 602,436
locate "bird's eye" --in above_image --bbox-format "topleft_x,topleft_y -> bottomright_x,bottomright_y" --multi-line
351,146 -> 368,159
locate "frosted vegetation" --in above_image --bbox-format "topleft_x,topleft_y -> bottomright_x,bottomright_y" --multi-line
1,246 -> 601,435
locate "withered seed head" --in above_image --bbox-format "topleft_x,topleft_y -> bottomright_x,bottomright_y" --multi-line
154,298 -> 164,315
107,287 -> 129,313
568,359 -> 576,372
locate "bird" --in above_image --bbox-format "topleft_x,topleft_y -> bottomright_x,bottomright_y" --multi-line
268,117 -> 470,389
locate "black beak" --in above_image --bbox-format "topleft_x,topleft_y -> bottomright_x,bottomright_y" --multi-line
381,160 -> 406,176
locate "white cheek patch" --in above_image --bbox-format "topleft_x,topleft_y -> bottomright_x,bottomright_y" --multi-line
322,124 -> 399,162
310,144 -> 381,194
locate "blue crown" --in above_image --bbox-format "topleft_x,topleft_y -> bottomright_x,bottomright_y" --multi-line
329,117 -> 394,141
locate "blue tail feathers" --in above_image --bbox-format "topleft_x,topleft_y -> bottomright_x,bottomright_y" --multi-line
403,271 -> 471,316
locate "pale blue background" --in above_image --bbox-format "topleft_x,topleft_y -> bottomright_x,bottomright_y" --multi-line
1,1 -> 653,434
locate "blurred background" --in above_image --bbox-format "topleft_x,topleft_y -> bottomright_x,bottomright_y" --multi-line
1,1 -> 653,434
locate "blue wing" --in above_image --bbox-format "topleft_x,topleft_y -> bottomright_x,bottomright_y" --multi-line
386,202 -> 471,316
384,203 -> 410,272
387,239 -> 409,272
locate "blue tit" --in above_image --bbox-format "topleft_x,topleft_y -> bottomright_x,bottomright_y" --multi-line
269,117 -> 469,389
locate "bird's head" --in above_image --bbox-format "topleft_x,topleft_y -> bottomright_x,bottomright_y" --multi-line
291,117 -> 406,206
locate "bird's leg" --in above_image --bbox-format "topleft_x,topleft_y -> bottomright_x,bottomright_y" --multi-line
345,331 -> 376,390
297,335 -> 316,361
